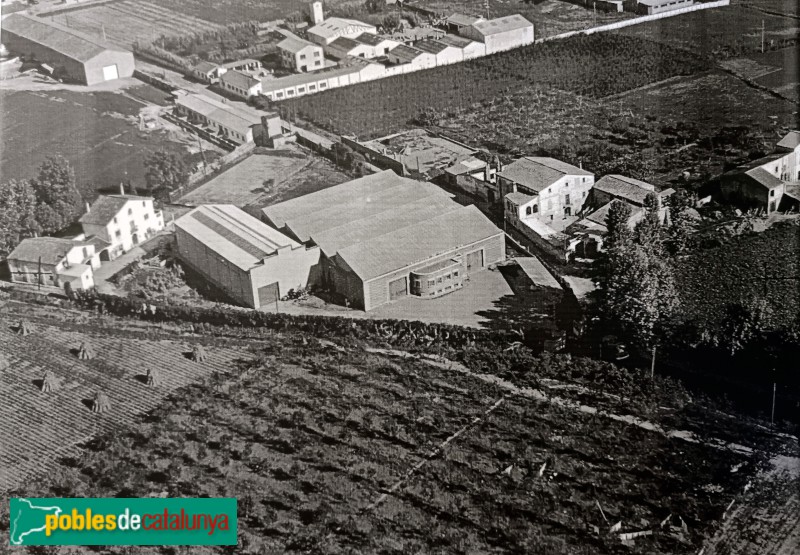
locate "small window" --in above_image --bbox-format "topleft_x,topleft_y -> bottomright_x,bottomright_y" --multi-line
437,277 -> 443,284
142,201 -> 146,206
115,230 -> 122,238
314,51 -> 321,57
300,54 -> 306,60
276,92 -> 284,98
445,286 -> 452,291
533,204 -> 539,213
287,90 -> 295,96
770,190 -> 775,197
297,86 -> 305,93
525,206 -> 532,216
319,82 -> 327,89
453,271 -> 459,277
128,208 -> 132,215
427,280 -> 435,286
113,217 -> 118,224
82,247 -> 88,259
309,84 -> 316,91
144,213 -> 149,220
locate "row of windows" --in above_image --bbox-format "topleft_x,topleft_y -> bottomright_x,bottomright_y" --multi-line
412,270 -> 460,289
270,81 -> 327,99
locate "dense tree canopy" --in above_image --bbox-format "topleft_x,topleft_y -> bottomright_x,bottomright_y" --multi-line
144,151 -> 189,202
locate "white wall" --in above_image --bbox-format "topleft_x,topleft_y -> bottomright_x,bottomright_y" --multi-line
249,244 -> 321,305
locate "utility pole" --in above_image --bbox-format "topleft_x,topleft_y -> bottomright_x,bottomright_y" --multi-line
650,345 -> 656,379
771,381 -> 776,426
761,19 -> 765,54
37,256 -> 43,290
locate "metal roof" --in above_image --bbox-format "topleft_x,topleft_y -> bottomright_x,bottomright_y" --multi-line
79,195 -> 152,226
516,257 -> 562,290
777,131 -> 800,150
8,237 -> 88,266
175,205 -> 300,271
389,44 -> 428,63
308,17 -> 376,40
594,175 -> 657,205
336,205 -> 502,281
438,34 -> 479,48
498,157 -> 591,192
471,14 -> 533,36
415,40 -> 452,55
175,93 -> 264,136
2,13 -> 130,62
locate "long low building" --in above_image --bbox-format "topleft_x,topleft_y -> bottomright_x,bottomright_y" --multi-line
174,93 -> 280,145
260,57 -> 385,101
262,170 -> 505,311
1,13 -> 134,85
174,205 -> 320,309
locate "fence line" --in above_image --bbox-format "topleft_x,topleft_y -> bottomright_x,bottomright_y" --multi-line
537,0 -> 731,42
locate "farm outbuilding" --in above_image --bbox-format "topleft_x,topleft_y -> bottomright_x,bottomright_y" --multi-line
461,14 -> 534,54
1,13 -> 134,85
174,205 -> 321,309
262,170 -> 505,311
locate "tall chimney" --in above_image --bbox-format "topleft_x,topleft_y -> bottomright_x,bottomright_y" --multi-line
85,202 -> 91,214
120,182 -> 125,195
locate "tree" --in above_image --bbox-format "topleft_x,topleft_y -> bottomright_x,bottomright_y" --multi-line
666,189 -> 695,255
30,156 -> 83,233
0,179 -> 40,256
604,200 -> 632,250
633,192 -> 662,248
144,151 -> 189,200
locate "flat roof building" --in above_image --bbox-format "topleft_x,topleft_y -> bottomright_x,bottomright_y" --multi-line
1,13 -> 134,85
262,170 -> 505,310
174,205 -> 320,309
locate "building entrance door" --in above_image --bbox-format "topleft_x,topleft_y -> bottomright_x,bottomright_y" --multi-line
466,249 -> 484,273
389,276 -> 408,300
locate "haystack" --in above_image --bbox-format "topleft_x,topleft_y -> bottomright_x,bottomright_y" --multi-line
17,320 -> 32,336
191,344 -> 207,363
40,370 -> 59,392
77,342 -> 95,360
91,392 -> 111,413
145,367 -> 160,387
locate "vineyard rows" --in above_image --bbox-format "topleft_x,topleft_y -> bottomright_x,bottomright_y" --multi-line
0,315 -> 253,492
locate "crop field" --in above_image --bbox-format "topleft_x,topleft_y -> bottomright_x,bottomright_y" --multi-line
0,306 -> 257,493
43,1 -> 223,49
140,0 -> 349,25
0,88 -> 195,201
179,149 -> 351,209
616,0 -> 799,58
749,46 -> 800,101
2,298 -> 793,554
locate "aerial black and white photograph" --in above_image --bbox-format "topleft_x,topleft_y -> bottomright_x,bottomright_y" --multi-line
0,0 -> 798,551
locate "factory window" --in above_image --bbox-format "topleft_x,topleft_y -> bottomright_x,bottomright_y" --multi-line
437,277 -> 443,284
113,217 -> 118,224
297,86 -> 305,93
314,51 -> 321,57
300,54 -> 307,60
275,92 -> 284,98
453,271 -> 459,278
533,204 -> 539,213
286,90 -> 295,96
428,279 -> 435,286
309,84 -> 316,91
526,206 -> 532,216
770,190 -> 775,197
319,82 -> 327,89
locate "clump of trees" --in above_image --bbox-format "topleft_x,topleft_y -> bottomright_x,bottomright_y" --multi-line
144,151 -> 190,203
0,156 -> 83,256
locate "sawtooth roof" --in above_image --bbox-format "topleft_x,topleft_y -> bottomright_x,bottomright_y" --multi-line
2,13 -> 130,62
79,195 -> 152,226
498,157 -> 591,192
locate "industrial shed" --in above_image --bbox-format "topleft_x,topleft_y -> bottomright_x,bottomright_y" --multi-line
262,170 -> 505,311
1,13 -> 134,85
174,205 -> 320,309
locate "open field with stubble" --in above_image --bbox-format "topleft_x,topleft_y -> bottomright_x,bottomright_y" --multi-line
0,302 -> 795,554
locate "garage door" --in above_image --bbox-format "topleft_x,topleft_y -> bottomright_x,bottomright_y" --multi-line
102,64 -> 119,81
257,282 -> 279,308
466,249 -> 484,273
388,276 -> 408,300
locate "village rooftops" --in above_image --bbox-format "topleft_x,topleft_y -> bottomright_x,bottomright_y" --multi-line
777,131 -> 800,151
8,237 -> 89,266
594,175 -> 658,205
499,157 -> 592,193
278,34 -> 318,53
2,13 -> 130,62
506,191 -> 537,205
175,205 -> 301,271
220,70 -> 260,89
470,14 -> 533,36
79,194 -> 154,226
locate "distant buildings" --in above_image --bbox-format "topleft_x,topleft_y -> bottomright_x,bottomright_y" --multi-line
590,175 -> 672,226
7,237 -> 100,291
174,93 -> 280,145
635,0 -> 693,15
174,205 -> 320,309
460,15 -> 534,54
79,195 -> 164,261
1,13 -> 134,85
444,13 -> 485,35
262,170 -> 505,311
307,17 -> 377,46
260,57 -> 385,101
415,39 -> 464,66
278,33 -> 324,72
721,131 -> 800,214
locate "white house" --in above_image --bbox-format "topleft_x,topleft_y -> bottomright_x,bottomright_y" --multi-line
498,157 -> 595,222
307,17 -> 377,46
277,33 -> 324,72
219,70 -> 262,99
461,14 -> 534,54
7,237 -> 100,291
415,39 -> 464,66
324,36 -> 374,60
79,194 -> 165,260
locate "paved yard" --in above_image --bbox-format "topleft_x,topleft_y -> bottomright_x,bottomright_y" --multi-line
274,268 -> 515,328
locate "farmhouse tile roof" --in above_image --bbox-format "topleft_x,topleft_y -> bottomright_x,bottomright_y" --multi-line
278,34 -> 318,53
2,13 -> 130,62
777,131 -> 800,150
8,237 -> 88,266
220,70 -> 260,90
175,205 -> 301,271
336,205 -> 502,282
499,157 -> 591,192
594,175 -> 657,205
471,15 -> 533,36
506,191 -> 537,205
447,13 -> 484,27
80,195 -> 152,226
585,201 -> 644,227
746,167 -> 785,189
176,93 -> 265,136
516,257 -> 562,290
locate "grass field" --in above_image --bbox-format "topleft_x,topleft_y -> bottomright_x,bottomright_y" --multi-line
1,302 -> 793,554
0,87 -> 197,201
750,46 -> 800,101
44,0 -> 223,49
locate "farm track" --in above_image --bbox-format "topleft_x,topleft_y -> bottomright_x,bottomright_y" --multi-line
0,315 -> 255,493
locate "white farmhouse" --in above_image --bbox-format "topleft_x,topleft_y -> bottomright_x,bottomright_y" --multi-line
79,194 -> 165,261
7,237 -> 100,291
461,14 -> 534,54
277,33 -> 324,72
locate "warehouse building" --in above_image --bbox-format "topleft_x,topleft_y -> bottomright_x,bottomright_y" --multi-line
174,205 -> 320,309
174,93 -> 280,145
307,17 -> 377,46
262,170 -> 505,311
461,14 -> 534,54
1,13 -> 134,85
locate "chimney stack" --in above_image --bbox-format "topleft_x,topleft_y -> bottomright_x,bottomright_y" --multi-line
85,202 -> 91,214
120,182 -> 125,195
